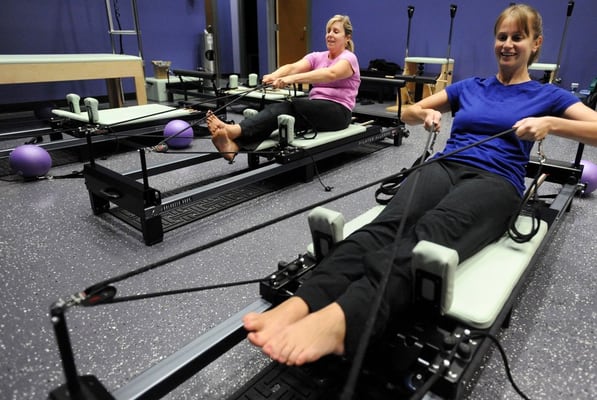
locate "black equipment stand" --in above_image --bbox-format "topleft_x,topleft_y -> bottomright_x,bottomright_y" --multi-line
48,300 -> 114,400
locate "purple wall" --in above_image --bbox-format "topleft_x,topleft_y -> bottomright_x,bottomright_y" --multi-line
1,0 -> 595,107
311,1 -> 596,92
0,0 -> 207,106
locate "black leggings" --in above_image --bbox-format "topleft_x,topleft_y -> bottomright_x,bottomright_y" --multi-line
237,98 -> 352,150
295,160 -> 521,357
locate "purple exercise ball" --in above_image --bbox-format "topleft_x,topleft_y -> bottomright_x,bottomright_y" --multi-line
164,119 -> 193,149
9,144 -> 52,178
580,159 -> 597,195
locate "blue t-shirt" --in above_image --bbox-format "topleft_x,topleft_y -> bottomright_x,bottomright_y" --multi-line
439,76 -> 579,196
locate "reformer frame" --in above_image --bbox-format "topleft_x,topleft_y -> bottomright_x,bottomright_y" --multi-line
48,144 -> 585,400
228,156 -> 583,400
81,78 -> 408,246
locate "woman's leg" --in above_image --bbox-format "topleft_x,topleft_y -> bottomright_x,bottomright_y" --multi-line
291,98 -> 352,132
206,103 -> 294,158
246,161 -> 520,365
207,99 -> 350,159
412,161 -> 520,259
245,162 -> 453,363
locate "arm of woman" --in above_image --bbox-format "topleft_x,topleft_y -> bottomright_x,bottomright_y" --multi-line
269,58 -> 355,88
514,102 -> 597,146
401,90 -> 452,132
262,58 -> 312,85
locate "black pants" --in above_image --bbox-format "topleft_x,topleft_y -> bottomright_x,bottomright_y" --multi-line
237,98 -> 352,150
295,160 -> 521,357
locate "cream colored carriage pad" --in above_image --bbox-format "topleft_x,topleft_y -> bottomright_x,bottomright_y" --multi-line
254,123 -> 368,152
306,205 -> 548,329
52,103 -> 196,127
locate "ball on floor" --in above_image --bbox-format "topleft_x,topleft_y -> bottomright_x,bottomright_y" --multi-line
580,159 -> 597,195
9,144 -> 52,178
163,119 -> 194,149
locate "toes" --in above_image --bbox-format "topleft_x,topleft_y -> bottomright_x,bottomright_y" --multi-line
242,312 -> 259,328
211,131 -> 238,161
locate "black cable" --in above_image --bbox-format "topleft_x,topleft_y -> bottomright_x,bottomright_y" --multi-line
86,277 -> 265,306
105,85 -> 268,131
113,0 -> 124,54
408,330 -> 531,400
106,89 -> 251,128
79,178 -> 387,302
341,129 -> 436,400
80,127 -> 519,303
471,331 -> 531,400
303,148 -> 334,192
507,168 -> 546,243
147,84 -> 274,152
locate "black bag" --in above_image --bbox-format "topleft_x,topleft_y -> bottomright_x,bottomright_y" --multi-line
583,90 -> 597,111
367,59 -> 402,76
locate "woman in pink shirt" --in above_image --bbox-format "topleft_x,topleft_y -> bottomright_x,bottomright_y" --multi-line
207,15 -> 360,161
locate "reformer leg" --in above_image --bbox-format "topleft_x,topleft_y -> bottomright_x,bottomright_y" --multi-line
141,215 -> 164,246
88,192 -> 110,215
302,164 -> 315,182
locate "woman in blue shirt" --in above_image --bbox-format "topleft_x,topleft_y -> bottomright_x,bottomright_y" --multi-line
242,4 -> 597,366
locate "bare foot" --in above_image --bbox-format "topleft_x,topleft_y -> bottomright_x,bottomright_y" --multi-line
262,302 -> 346,366
211,129 -> 239,161
243,296 -> 309,347
206,110 -> 226,136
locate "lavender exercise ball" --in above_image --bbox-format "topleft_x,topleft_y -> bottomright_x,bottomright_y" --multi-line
164,119 -> 194,149
9,145 -> 52,178
580,159 -> 597,195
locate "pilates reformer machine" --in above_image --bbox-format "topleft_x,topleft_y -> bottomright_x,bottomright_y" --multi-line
152,68 -> 308,112
220,144 -> 586,400
47,132 -> 587,399
55,77 -> 408,245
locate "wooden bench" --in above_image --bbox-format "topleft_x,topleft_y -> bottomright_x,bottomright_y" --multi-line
0,53 -> 147,107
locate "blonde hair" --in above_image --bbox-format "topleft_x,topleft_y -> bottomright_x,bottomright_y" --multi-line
494,4 -> 543,66
326,15 -> 354,52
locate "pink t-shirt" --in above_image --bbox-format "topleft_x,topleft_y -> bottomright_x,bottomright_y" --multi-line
304,50 -> 360,111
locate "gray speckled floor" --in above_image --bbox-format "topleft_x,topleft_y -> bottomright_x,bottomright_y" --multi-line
0,106 -> 595,400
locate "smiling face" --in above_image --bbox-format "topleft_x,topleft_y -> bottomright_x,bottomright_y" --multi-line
494,17 -> 542,72
493,4 -> 543,73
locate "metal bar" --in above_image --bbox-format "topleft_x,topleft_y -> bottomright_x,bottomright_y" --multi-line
405,5 -> 415,59
50,301 -> 83,398
113,299 -> 271,400
131,0 -> 144,61
553,1 -> 575,83
123,153 -> 221,180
